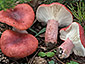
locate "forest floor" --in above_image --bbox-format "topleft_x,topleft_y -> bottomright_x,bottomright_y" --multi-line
0,0 -> 85,64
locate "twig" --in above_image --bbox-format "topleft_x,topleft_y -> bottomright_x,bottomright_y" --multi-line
49,47 -> 57,52
30,19 -> 37,27
71,56 -> 81,64
62,0 -> 65,3
28,49 -> 40,64
9,58 -> 19,64
54,56 -> 65,64
33,19 -> 37,24
30,0 -> 39,7
25,57 -> 29,63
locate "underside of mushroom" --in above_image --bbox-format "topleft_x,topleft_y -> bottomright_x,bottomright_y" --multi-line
36,3 -> 73,47
57,22 -> 85,59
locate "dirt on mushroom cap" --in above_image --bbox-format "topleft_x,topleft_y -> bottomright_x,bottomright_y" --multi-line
0,4 -> 35,30
0,30 -> 38,58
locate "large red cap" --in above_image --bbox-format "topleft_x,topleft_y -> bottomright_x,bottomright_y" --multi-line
0,4 -> 35,30
0,30 -> 38,58
60,22 -> 85,56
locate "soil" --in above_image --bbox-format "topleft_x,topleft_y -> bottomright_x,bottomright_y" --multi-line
0,1 -> 85,64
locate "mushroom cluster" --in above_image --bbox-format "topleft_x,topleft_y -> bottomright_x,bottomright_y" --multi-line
36,2 -> 85,58
0,4 -> 38,58
0,2 -> 85,59
36,2 -> 73,47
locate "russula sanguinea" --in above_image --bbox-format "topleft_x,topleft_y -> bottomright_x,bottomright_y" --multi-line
58,22 -> 85,58
36,3 -> 73,46
0,30 -> 38,58
0,4 -> 35,30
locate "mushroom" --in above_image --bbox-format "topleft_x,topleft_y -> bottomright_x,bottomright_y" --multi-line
57,22 -> 85,59
0,4 -> 35,30
36,2 -> 73,46
0,30 -> 38,58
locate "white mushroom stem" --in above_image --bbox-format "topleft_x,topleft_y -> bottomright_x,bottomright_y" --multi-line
12,27 -> 28,34
58,38 -> 74,59
45,20 -> 58,46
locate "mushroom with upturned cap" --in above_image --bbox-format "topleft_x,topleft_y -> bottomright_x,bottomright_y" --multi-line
0,4 -> 35,30
36,2 -> 73,47
0,30 -> 38,58
57,22 -> 85,59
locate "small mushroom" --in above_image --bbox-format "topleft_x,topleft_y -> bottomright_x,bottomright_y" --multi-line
58,22 -> 85,59
0,4 -> 35,30
36,3 -> 73,46
0,30 -> 38,58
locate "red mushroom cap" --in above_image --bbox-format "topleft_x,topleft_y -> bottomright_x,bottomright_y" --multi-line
60,22 -> 85,56
78,23 -> 85,48
0,4 -> 35,30
0,30 -> 38,58
60,22 -> 85,48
